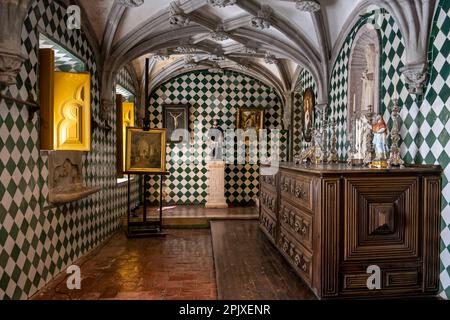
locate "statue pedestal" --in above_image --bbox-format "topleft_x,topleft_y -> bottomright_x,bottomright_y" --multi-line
205,160 -> 228,209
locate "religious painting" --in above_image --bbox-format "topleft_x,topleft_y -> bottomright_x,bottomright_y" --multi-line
125,128 -> 166,173
236,108 -> 265,131
303,88 -> 315,143
162,104 -> 190,143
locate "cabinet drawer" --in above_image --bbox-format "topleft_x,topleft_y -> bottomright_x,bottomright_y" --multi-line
260,189 -> 277,219
260,174 -> 277,191
260,209 -> 277,244
279,227 -> 313,284
341,268 -> 421,294
280,172 -> 313,211
279,201 -> 313,250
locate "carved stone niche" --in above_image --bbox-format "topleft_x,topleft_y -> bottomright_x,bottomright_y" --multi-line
347,25 -> 380,133
48,151 -> 101,205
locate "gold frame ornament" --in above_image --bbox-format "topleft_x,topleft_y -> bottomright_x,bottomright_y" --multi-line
236,107 -> 265,131
125,128 -> 166,173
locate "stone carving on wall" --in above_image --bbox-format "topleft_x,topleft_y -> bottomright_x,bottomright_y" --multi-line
400,62 -> 428,95
48,151 -> 101,204
0,0 -> 33,86
117,0 -> 144,7
295,0 -> 321,12
169,1 -> 190,26
264,52 -> 278,65
251,4 -> 273,30
210,25 -> 229,41
100,99 -> 114,121
207,0 -> 237,8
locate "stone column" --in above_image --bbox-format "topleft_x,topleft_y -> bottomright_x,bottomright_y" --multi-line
205,160 -> 228,209
0,0 -> 33,86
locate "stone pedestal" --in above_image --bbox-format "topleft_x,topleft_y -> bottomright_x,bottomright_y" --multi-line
205,160 -> 228,209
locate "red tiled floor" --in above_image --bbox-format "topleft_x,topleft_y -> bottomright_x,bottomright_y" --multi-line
31,229 -> 217,300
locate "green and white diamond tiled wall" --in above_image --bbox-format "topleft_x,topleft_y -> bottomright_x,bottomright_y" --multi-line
148,71 -> 287,206
329,10 -> 409,161
0,0 -> 138,299
421,0 -> 450,299
328,2 -> 450,298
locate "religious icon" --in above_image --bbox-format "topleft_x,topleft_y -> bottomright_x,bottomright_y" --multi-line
236,108 -> 265,131
372,114 -> 389,165
303,88 -> 315,143
125,128 -> 166,173
162,104 -> 190,143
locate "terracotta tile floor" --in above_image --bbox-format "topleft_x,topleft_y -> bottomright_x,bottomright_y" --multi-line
31,229 -> 217,300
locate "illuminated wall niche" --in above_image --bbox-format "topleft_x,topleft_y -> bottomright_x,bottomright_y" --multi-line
116,94 -> 135,176
39,48 -> 91,151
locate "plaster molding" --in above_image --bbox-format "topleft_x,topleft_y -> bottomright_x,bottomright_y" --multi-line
100,98 -> 114,121
251,4 -> 273,30
207,0 -> 237,8
210,25 -> 229,41
117,0 -> 144,7
169,1 -> 191,26
295,1 -> 321,13
400,62 -> 428,95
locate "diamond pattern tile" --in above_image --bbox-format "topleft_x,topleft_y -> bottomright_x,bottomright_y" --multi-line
329,5 -> 450,298
0,0 -> 137,300
147,71 -> 286,205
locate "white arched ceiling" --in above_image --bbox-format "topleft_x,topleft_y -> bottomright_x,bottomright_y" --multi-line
78,0 -> 115,44
319,0 -> 363,48
113,0 -> 170,45
71,0 -> 437,118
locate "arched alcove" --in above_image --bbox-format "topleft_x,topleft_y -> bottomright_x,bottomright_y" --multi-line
347,24 -> 381,133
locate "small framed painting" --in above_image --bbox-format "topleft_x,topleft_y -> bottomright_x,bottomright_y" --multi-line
162,104 -> 190,143
125,128 -> 166,173
236,108 -> 265,131
303,88 -> 315,143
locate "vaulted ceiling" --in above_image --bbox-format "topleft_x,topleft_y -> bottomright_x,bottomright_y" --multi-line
76,0 -> 371,103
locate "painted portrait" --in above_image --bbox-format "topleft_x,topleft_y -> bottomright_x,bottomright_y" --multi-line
236,108 -> 265,131
162,104 -> 190,143
125,128 -> 166,173
303,88 -> 315,143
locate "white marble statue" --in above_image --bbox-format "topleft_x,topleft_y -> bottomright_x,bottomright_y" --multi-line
361,44 -> 376,110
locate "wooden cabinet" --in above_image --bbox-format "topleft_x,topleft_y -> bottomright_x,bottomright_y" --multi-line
259,163 -> 442,299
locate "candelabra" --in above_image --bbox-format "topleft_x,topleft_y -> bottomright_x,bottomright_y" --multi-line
328,119 -> 338,163
387,98 -> 405,168
317,104 -> 328,163
363,107 -> 375,166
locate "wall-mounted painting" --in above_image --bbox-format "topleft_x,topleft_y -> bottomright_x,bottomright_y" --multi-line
162,104 -> 190,143
303,88 -> 315,143
125,128 -> 166,173
236,108 -> 265,131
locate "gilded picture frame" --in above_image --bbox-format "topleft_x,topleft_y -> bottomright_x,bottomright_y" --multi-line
236,108 -> 265,131
125,128 -> 166,173
303,88 -> 315,143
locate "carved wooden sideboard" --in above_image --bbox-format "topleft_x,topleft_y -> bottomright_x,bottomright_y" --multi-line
259,163 -> 442,299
